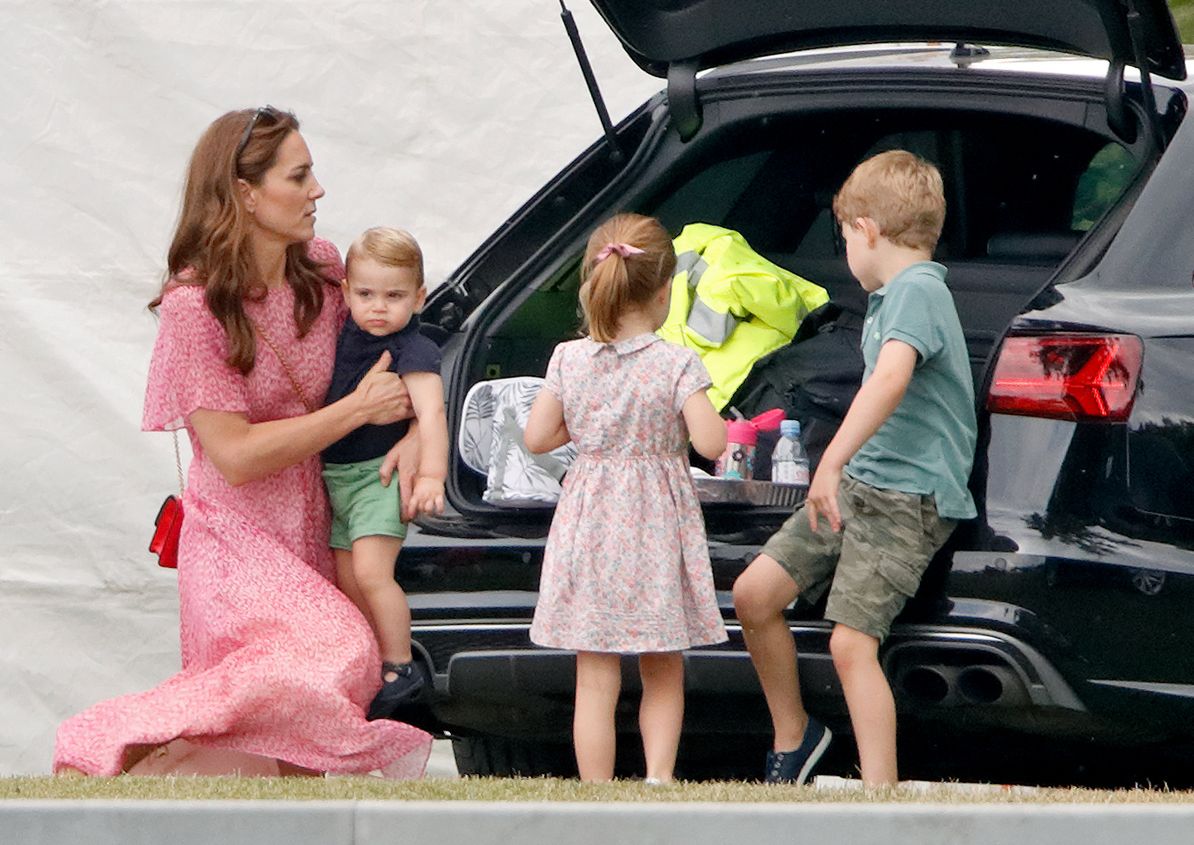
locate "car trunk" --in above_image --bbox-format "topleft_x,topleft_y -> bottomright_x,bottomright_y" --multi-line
421,61 -> 1178,571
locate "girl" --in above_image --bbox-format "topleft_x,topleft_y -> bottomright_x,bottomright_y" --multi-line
524,213 -> 728,783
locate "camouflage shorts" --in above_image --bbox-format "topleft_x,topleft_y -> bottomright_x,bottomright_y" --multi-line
759,474 -> 956,641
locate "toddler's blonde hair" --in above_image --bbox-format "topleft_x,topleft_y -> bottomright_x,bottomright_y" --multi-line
346,226 -> 424,287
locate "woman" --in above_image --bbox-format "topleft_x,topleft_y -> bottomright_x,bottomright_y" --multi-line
54,107 -> 432,778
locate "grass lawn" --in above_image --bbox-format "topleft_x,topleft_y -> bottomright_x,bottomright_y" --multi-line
1171,0 -> 1194,41
3,776 -> 1194,803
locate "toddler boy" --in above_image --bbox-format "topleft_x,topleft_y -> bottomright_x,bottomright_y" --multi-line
323,227 -> 447,721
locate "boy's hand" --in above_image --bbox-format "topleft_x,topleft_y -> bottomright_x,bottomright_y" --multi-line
805,464 -> 843,533
379,424 -> 422,520
408,476 -> 445,517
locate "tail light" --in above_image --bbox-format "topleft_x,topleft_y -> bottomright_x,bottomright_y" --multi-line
987,334 -> 1143,422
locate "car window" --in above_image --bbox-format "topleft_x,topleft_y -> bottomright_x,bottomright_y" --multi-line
802,122 -> 1135,260
1071,142 -> 1136,231
653,150 -> 772,233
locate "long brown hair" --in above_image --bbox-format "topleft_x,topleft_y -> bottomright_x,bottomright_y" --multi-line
579,213 -> 676,343
151,108 -> 331,374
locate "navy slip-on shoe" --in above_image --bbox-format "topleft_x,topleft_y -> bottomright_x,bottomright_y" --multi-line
764,716 -> 833,785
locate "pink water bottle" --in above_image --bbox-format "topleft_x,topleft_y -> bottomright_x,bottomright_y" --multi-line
716,420 -> 759,480
713,409 -> 786,480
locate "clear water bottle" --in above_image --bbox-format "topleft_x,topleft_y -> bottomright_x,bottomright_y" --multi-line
771,419 -> 810,486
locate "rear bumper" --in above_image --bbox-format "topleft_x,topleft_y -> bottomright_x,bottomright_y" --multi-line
412,621 -> 1089,741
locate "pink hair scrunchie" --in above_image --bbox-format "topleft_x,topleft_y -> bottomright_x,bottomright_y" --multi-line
594,242 -> 645,262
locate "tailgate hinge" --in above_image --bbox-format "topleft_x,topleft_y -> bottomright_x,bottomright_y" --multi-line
667,60 -> 702,142
1106,0 -> 1164,149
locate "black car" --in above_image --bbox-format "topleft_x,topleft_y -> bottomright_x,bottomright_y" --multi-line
395,0 -> 1194,785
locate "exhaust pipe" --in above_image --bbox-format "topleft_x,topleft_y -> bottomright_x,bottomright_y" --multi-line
881,635 -> 1082,712
897,664 -> 961,705
957,665 -> 1028,707
896,663 -> 1030,708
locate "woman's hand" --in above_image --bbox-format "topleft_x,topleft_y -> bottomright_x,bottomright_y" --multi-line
380,422 -> 423,521
352,351 -> 414,426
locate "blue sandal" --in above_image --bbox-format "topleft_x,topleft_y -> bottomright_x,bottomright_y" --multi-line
366,661 -> 429,721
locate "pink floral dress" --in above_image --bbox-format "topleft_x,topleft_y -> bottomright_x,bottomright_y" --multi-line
53,240 -> 431,778
529,334 -> 728,653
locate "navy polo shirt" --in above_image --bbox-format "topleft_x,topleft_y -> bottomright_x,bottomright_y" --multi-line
322,316 -> 443,465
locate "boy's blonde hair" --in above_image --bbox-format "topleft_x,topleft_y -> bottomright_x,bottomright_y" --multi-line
833,150 -> 945,252
579,213 -> 676,343
346,226 -> 424,287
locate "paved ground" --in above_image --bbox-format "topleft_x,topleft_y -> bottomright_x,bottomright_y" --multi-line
7,801 -> 1194,845
426,739 -> 459,778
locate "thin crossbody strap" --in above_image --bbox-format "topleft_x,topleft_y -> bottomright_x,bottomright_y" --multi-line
172,430 -> 184,495
251,318 -> 317,414
169,320 -> 312,497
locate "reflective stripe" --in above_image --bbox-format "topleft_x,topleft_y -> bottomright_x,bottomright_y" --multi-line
674,250 -> 707,289
687,296 -> 738,345
676,249 -> 736,343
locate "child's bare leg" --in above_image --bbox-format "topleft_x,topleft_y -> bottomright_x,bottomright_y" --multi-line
830,623 -> 897,786
335,548 -> 375,631
638,651 -> 684,783
733,554 -> 807,750
350,535 -> 411,666
573,651 -> 621,782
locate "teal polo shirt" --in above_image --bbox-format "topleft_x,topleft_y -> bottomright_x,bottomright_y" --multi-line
845,261 -> 977,520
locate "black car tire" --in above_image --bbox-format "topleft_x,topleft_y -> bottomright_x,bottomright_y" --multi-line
451,734 -> 577,778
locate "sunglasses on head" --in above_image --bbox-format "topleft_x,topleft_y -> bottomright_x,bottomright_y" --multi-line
234,105 -> 282,162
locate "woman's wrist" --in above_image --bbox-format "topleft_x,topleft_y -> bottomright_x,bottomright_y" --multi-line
341,390 -> 369,429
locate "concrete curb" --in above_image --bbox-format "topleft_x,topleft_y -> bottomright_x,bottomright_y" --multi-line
5,801 -> 1194,845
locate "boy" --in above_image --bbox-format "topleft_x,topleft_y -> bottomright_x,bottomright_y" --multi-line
732,150 -> 977,786
322,227 -> 448,721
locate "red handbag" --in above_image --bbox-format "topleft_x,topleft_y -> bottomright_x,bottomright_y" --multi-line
149,494 -> 183,569
147,322 -> 310,570
149,432 -> 185,569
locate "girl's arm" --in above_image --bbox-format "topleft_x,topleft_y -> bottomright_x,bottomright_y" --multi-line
402,371 -> 448,516
524,389 -> 570,454
190,351 -> 411,486
682,390 -> 727,461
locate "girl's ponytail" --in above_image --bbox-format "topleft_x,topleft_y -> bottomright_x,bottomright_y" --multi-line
578,213 -> 676,343
580,251 -> 629,343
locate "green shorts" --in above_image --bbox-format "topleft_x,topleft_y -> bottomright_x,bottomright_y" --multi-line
759,474 -> 956,642
323,456 -> 407,551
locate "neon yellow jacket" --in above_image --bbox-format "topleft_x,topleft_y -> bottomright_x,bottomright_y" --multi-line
659,223 -> 829,410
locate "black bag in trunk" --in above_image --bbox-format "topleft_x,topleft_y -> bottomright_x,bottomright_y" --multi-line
726,301 -> 864,472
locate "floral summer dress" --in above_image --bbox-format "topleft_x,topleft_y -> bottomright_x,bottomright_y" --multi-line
53,240 -> 431,778
529,334 -> 727,653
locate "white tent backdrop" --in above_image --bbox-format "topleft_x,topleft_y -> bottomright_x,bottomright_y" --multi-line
0,1 -> 658,775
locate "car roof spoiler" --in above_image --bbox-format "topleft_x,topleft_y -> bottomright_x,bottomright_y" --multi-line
589,0 -> 1183,144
